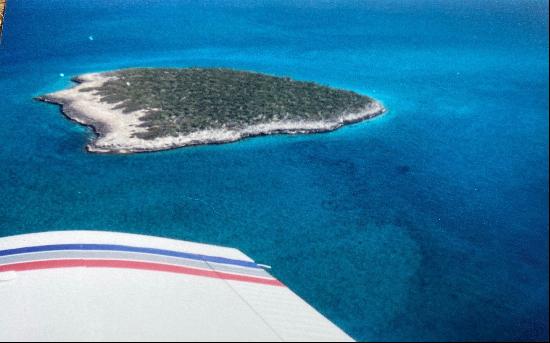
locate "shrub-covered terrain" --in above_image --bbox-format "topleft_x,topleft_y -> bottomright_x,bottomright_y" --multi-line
79,68 -> 374,140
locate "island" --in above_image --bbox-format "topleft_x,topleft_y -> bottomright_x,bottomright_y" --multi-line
36,68 -> 385,153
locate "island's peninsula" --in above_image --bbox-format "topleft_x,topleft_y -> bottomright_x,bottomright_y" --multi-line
37,68 -> 385,153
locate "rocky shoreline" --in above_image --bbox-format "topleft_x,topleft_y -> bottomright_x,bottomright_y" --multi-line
37,72 -> 386,154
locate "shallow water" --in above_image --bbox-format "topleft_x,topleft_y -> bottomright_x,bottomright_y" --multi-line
0,0 -> 548,340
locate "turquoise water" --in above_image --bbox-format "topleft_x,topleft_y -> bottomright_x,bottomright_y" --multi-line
0,0 -> 548,340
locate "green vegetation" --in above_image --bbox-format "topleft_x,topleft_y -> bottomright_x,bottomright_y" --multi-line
79,68 -> 374,140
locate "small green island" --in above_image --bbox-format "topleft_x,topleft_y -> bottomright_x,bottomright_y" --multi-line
37,68 -> 385,153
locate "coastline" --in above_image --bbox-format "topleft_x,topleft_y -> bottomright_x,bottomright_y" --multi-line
37,72 -> 386,154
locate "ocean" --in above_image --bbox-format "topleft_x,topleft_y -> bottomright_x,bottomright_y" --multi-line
0,0 -> 548,340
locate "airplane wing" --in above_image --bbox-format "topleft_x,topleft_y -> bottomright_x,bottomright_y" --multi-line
0,231 -> 353,342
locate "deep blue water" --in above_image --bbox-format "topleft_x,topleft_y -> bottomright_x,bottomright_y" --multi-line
0,0 -> 548,340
